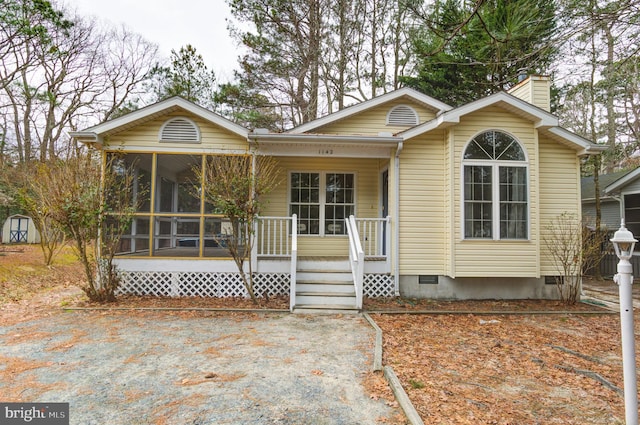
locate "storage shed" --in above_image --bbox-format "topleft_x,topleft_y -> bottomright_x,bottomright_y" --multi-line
1,214 -> 40,244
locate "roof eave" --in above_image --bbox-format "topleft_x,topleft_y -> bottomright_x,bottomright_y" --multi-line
249,132 -> 401,147
69,131 -> 103,148
605,168 -> 640,193
78,97 -> 249,139
546,127 -> 604,155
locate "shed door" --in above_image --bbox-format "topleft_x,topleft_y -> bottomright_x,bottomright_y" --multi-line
10,218 -> 28,243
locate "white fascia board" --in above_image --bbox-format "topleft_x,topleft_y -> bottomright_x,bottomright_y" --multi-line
69,131 -> 99,141
101,145 -> 249,155
249,132 -> 401,147
79,97 -> 249,138
450,92 -> 558,128
68,131 -> 103,148
399,113 -> 457,140
605,168 -> 640,194
288,87 -> 453,134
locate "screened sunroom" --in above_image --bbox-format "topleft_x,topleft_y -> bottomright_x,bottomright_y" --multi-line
107,152 -> 243,258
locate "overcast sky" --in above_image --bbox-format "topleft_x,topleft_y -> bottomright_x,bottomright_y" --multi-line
64,0 -> 243,82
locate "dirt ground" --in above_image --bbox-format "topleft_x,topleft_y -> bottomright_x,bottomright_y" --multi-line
1,245 -> 637,424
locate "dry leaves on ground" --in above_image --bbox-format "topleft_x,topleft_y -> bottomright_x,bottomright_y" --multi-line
373,312 -> 630,425
2,245 -> 634,424
0,245 -> 84,304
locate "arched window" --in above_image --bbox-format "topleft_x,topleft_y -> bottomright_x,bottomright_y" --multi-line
386,105 -> 419,126
159,117 -> 201,143
462,130 -> 528,239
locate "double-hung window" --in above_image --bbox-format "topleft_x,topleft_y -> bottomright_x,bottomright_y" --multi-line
290,172 -> 355,235
463,130 -> 528,240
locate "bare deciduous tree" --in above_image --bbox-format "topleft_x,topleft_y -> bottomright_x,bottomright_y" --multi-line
543,212 -> 607,304
1,5 -> 158,163
196,155 -> 281,303
2,162 -> 66,265
37,154 -> 138,302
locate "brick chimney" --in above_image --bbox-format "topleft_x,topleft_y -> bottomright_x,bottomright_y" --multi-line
507,74 -> 551,112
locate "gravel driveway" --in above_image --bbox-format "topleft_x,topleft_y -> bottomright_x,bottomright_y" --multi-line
0,310 -> 398,424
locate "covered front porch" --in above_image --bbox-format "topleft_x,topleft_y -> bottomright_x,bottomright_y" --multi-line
108,130 -> 399,310
257,214 -> 394,311
114,214 -> 394,311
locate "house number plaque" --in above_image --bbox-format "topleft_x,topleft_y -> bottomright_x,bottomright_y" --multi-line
318,149 -> 334,155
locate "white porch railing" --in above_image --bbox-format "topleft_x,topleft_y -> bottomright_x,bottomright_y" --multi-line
290,214 -> 297,312
256,216 -> 293,257
345,215 -> 364,310
255,215 -> 298,311
355,216 -> 391,260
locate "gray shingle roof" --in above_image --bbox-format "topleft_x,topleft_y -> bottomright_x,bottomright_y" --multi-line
581,169 -> 633,200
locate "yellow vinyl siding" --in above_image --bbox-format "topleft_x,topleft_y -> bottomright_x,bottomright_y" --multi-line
261,156 -> 383,257
508,76 -> 551,112
538,137 -> 581,276
103,111 -> 248,151
445,129 -> 454,276
532,82 -> 551,112
452,107 -> 539,277
313,100 -> 437,135
398,131 -> 447,274
509,83 -> 531,105
455,241 -> 537,276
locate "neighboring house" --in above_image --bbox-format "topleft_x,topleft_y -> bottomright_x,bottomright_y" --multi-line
1,214 -> 41,244
582,167 -> 640,242
71,75 -> 604,310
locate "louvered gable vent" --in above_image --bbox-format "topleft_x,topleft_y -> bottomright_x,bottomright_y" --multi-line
159,117 -> 201,143
387,105 -> 419,126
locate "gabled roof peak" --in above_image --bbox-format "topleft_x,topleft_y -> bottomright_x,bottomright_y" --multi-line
71,96 -> 248,143
399,90 -> 604,155
400,91 -> 559,139
288,87 -> 452,134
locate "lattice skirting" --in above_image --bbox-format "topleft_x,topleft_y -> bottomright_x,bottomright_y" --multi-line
116,271 -> 290,298
363,274 -> 395,297
116,271 -> 395,298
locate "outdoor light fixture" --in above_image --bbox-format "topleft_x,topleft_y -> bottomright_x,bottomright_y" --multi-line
612,221 -> 637,260
611,219 -> 639,425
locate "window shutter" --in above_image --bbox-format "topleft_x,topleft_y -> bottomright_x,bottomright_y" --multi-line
159,118 -> 200,143
387,105 -> 418,126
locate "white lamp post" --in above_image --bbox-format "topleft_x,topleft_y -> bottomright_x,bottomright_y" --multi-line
611,219 -> 639,425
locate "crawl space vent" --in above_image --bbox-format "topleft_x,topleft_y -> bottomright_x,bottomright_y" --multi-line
160,117 -> 200,143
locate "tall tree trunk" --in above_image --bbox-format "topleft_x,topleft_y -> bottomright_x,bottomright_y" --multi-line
370,0 -> 378,97
590,4 -> 603,280
307,0 -> 321,121
337,0 -> 348,110
604,23 -> 617,172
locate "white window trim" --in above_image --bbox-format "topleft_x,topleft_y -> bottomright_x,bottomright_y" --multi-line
288,170 -> 357,237
460,130 -> 530,241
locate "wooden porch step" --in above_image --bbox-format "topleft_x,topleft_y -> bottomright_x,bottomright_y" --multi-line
292,261 -> 358,312
296,282 -> 354,293
295,293 -> 356,306
293,304 -> 359,314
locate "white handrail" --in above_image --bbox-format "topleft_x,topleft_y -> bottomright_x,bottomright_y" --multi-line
346,215 -> 364,310
290,214 -> 297,312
